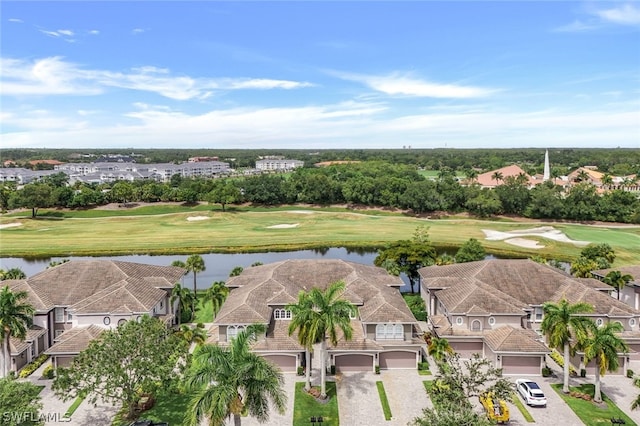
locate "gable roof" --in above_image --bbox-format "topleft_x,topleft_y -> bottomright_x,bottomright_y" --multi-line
420,259 -> 640,317
593,266 -> 640,285
484,326 -> 549,353
475,165 -> 534,188
45,325 -> 105,355
215,259 -> 414,326
23,260 -> 185,311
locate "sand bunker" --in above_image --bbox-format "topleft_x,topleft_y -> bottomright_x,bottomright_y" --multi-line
267,223 -> 299,229
186,216 -> 209,221
0,223 -> 22,229
482,226 -> 590,249
287,210 -> 314,214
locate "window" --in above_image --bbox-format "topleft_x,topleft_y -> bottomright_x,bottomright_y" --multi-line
350,309 -> 358,320
456,317 -> 463,325
471,320 -> 482,331
630,318 -> 637,327
103,317 -> 111,326
273,309 -> 292,320
30,344 -> 35,358
118,319 -> 127,327
55,307 -> 64,323
596,318 -> 604,327
67,312 -> 73,323
54,330 -> 64,338
534,307 -> 543,322
227,325 -> 246,341
375,323 -> 404,340
488,317 -> 496,326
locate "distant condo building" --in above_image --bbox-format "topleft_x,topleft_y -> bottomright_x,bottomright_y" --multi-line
255,159 -> 304,171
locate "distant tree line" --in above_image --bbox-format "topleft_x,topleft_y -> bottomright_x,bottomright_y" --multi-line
2,161 -> 639,223
2,148 -> 640,176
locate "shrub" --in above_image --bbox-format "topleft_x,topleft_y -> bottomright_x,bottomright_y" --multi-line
627,369 -> 635,378
330,365 -> 336,375
43,364 -> 55,379
297,366 -> 304,376
549,350 -> 577,376
375,365 -> 380,374
542,367 -> 552,377
418,361 -> 430,371
18,354 -> 50,378
580,368 -> 586,378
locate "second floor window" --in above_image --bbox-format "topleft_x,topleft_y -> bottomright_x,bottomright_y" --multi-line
274,309 -> 292,320
227,325 -> 247,341
375,323 -> 404,340
55,307 -> 64,323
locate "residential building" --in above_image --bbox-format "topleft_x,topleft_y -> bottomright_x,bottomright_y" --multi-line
420,259 -> 640,375
0,168 -> 62,185
592,266 -> 640,310
4,260 -> 185,371
209,259 -> 424,373
255,159 -> 304,172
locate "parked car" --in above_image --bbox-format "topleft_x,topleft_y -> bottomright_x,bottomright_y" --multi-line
516,379 -> 547,407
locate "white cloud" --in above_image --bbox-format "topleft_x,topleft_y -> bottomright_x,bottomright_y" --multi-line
0,57 -> 314,99
39,29 -> 62,37
57,29 -> 74,36
334,71 -> 495,98
595,3 -> 640,25
2,110 -> 88,130
132,28 -> 145,35
8,18 -> 23,23
89,30 -> 100,35
553,20 -> 599,32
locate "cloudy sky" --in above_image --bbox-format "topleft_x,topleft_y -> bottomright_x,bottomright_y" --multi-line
1,1 -> 639,149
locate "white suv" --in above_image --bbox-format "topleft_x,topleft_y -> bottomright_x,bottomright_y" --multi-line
516,379 -> 547,407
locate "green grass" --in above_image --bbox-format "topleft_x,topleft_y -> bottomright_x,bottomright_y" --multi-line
293,382 -> 339,426
64,396 -> 85,418
192,293 -> 213,324
2,206 -> 638,264
551,383 -> 636,426
112,392 -> 191,426
376,381 -> 393,421
418,369 -> 432,375
511,392 -> 535,422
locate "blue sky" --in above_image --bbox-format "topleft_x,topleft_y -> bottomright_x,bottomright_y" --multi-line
1,1 -> 639,150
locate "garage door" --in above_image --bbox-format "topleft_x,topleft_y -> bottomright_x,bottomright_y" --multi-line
262,355 -> 297,372
501,356 -> 541,375
55,356 -> 75,368
335,354 -> 374,372
379,351 -> 417,369
450,341 -> 483,359
585,357 -> 625,376
628,344 -> 640,361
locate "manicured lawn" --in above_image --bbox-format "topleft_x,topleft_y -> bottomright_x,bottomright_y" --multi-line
376,381 -> 393,421
192,293 -> 213,324
293,382 -> 339,426
551,383 -> 636,426
511,392 -> 535,422
64,396 -> 85,418
112,392 -> 191,426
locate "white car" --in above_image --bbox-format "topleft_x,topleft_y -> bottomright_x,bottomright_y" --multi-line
516,379 -> 547,407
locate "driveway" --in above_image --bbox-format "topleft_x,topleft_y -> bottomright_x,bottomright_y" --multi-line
241,372 -> 303,426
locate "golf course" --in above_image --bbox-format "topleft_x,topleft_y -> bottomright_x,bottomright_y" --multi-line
1,204 -> 639,265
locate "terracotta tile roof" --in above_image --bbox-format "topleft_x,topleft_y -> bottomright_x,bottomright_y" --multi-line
475,165 -> 534,188
484,326 -> 549,353
24,260 -> 184,311
45,325 -> 105,355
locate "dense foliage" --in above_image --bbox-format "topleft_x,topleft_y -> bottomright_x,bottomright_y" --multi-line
3,158 -> 639,224
0,377 -> 43,426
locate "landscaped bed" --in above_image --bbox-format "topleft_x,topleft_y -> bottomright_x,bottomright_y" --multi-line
112,393 -> 190,426
551,383 -> 636,426
293,382 -> 339,426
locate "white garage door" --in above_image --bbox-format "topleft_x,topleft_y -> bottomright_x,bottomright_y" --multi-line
585,357 -> 625,375
262,355 -> 297,372
501,356 -> 540,375
335,354 -> 374,372
450,341 -> 483,359
628,344 -> 640,361
379,351 -> 417,369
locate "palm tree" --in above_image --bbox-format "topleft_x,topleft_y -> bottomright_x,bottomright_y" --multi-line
575,169 -> 590,183
603,271 -> 634,300
464,169 -> 478,184
580,321 -> 629,403
286,291 -> 317,391
428,336 -> 455,364
540,299 -> 593,393
171,282 -> 196,324
290,280 -> 355,399
0,286 -> 35,377
204,281 -> 229,321
184,324 -> 286,426
173,255 -> 206,313
174,323 -> 208,347
601,174 -> 613,190
491,171 -> 503,186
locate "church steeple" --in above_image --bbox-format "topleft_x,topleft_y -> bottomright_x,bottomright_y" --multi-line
543,149 -> 550,182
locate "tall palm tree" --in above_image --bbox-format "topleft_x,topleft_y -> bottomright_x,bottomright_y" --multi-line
601,174 -> 613,190
464,169 -> 478,184
576,169 -> 590,183
540,299 -> 593,393
184,324 -> 286,426
204,281 -> 229,321
491,171 -> 503,186
173,255 -> 206,313
603,270 -> 634,300
171,282 -> 196,324
290,280 -> 355,399
0,286 -> 35,377
286,291 -> 316,391
427,336 -> 455,365
174,323 -> 208,347
580,321 -> 628,403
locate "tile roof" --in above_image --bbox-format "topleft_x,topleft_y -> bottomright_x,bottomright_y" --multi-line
23,260 -> 184,311
484,326 -> 549,353
70,278 -> 167,314
475,165 -> 534,188
3,279 -> 52,312
593,266 -> 640,285
45,325 -> 105,355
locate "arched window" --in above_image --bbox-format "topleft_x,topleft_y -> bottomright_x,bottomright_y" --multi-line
117,319 -> 127,327
227,325 -> 246,341
471,320 -> 482,331
375,324 -> 404,340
